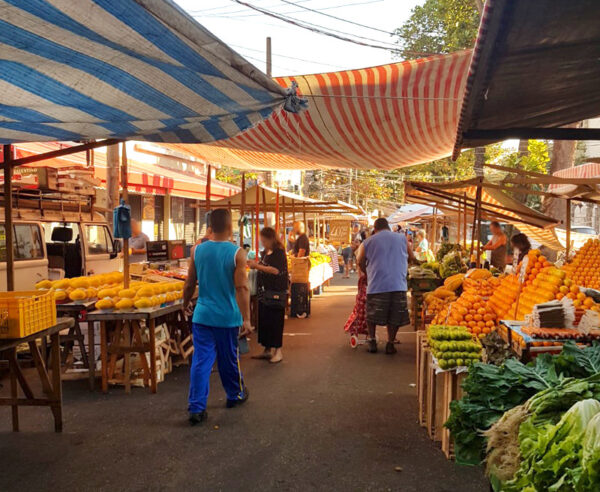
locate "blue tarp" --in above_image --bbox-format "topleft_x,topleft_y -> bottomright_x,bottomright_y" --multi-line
0,0 -> 288,144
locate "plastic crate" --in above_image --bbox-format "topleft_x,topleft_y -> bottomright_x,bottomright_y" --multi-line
0,290 -> 57,339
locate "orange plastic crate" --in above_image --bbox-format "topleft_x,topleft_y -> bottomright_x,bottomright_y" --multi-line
0,290 -> 57,339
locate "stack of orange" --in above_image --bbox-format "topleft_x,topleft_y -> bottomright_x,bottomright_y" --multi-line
513,266 -> 566,320
562,239 -> 600,289
557,280 -> 600,311
445,292 -> 497,339
521,249 -> 552,286
463,276 -> 501,297
488,274 -> 521,319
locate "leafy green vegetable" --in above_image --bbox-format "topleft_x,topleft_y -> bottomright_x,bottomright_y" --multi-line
445,343 -> 600,466
502,399 -> 600,491
578,413 -> 600,490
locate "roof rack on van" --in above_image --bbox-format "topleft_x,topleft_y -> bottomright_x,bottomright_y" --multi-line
0,187 -> 100,217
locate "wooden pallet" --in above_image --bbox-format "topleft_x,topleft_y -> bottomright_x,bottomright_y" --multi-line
440,371 -> 467,459
425,354 -> 446,442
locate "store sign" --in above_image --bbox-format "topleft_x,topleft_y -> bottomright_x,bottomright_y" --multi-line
142,195 -> 155,221
329,219 -> 351,244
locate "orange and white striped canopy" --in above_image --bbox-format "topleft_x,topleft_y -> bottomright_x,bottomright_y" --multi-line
164,50 -> 472,170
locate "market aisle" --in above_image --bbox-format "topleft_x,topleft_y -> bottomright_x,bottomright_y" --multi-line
0,275 -> 487,491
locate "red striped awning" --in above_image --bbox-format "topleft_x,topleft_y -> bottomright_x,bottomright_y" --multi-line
164,50 -> 472,170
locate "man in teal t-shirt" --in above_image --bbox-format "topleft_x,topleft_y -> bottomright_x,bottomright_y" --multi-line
183,209 -> 252,425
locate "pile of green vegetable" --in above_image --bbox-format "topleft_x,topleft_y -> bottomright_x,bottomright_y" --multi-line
439,250 -> 468,279
445,342 -> 600,467
428,325 -> 481,370
436,242 -> 462,262
487,378 -> 600,491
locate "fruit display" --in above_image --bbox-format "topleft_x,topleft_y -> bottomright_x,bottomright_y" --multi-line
443,273 -> 465,291
308,251 -> 331,267
488,274 -> 521,319
465,268 -> 493,280
441,291 -> 498,338
35,272 -> 183,311
424,285 -> 457,318
463,276 -> 501,297
562,238 -> 600,289
520,249 -> 552,286
427,324 -> 482,369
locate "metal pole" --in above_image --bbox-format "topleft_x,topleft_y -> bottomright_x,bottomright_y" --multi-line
121,143 -> 130,289
240,173 -> 246,247
3,145 -> 14,291
206,165 -> 212,213
255,184 -> 260,252
470,181 -> 482,260
566,199 -> 572,258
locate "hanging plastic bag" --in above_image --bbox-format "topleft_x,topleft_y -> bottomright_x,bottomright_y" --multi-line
113,199 -> 132,239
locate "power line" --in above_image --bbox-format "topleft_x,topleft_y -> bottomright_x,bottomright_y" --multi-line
230,44 -> 346,69
228,0 -> 407,52
276,0 -> 391,35
205,0 -> 383,19
228,0 -> 397,47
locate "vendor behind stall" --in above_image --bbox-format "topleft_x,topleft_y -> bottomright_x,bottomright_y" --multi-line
129,219 -> 149,263
292,221 -> 310,257
483,221 -> 507,271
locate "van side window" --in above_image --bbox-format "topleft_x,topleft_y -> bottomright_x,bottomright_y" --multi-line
0,224 -> 44,261
14,224 -> 44,260
85,225 -> 113,255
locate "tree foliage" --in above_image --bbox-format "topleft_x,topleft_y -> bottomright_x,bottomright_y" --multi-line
392,0 -> 481,60
215,166 -> 257,186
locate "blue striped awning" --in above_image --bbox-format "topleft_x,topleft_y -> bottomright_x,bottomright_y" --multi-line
0,0 -> 288,144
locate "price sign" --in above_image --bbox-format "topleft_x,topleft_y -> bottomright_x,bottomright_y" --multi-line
329,219 -> 351,244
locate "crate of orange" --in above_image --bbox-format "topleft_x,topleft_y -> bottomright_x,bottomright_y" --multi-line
446,292 -> 497,340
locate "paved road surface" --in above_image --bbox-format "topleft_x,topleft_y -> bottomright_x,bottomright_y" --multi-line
0,275 -> 488,491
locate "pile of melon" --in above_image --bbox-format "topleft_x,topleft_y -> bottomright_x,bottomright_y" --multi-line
35,272 -> 184,311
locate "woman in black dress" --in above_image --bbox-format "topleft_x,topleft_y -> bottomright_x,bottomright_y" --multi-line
248,227 -> 288,364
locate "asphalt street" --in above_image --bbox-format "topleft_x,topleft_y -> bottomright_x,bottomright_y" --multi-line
0,275 -> 488,491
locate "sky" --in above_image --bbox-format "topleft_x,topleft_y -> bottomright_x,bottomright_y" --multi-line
175,0 -> 422,76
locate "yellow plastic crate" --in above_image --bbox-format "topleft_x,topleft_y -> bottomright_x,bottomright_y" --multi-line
0,290 -> 57,339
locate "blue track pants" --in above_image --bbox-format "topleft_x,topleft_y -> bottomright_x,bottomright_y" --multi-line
188,323 -> 246,413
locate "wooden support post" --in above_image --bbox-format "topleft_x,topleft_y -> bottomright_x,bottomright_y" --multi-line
463,193 -> 468,248
432,207 -> 438,249
457,200 -> 461,245
206,165 -> 212,213
566,199 -> 572,258
470,181 -> 482,260
275,186 -> 280,236
3,145 -> 14,291
292,199 -> 296,223
240,173 -> 246,247
280,195 -> 285,241
303,202 -> 307,230
106,144 -> 120,227
120,143 -> 130,289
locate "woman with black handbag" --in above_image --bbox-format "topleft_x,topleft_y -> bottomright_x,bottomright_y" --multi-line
247,227 -> 288,364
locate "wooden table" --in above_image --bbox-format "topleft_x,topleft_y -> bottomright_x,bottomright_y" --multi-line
87,303 -> 184,394
0,318 -> 75,432
56,301 -> 97,390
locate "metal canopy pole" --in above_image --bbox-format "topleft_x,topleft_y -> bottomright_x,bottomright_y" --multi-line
206,165 -> 212,213
121,143 -> 130,289
3,145 -> 14,291
255,184 -> 260,252
470,181 -> 483,261
566,199 -> 572,258
240,173 -> 246,247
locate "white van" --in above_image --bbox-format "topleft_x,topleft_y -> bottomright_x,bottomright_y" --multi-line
0,208 -> 122,290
